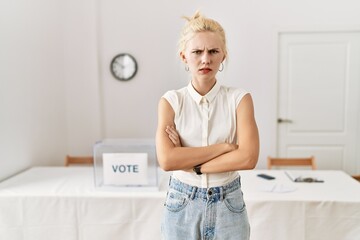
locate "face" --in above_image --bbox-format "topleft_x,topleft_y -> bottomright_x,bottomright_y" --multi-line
181,31 -> 225,84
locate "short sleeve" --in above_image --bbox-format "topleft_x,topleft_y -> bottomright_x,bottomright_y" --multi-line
162,90 -> 179,114
234,88 -> 250,108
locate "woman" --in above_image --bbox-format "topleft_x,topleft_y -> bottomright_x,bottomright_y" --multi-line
156,11 -> 259,240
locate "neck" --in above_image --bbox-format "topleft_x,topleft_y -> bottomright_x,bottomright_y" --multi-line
191,78 -> 216,96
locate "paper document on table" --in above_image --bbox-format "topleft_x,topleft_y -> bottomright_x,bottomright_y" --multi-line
258,183 -> 297,193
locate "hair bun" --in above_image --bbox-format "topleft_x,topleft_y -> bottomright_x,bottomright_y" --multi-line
183,10 -> 202,22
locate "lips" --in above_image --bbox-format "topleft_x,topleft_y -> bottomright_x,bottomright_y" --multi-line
199,68 -> 212,74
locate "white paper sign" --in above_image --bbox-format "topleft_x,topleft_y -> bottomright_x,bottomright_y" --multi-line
103,153 -> 148,185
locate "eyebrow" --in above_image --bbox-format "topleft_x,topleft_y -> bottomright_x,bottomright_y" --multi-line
191,48 -> 221,51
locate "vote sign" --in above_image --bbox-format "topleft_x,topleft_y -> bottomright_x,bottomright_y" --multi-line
103,153 -> 148,186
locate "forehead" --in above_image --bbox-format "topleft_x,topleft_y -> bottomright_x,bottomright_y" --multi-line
187,31 -> 223,49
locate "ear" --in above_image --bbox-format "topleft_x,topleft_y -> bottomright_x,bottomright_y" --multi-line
180,51 -> 187,63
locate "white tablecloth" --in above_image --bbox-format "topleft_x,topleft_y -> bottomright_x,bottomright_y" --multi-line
0,167 -> 359,240
242,170 -> 360,240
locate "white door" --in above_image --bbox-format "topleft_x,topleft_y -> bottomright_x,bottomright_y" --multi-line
277,30 -> 360,174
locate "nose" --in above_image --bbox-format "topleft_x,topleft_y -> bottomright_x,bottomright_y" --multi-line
201,52 -> 210,64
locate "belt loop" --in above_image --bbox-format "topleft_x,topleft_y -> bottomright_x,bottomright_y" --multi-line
168,176 -> 172,186
190,186 -> 197,200
220,187 -> 224,201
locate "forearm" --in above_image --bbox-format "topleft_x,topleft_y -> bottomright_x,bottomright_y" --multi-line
200,147 -> 259,173
157,142 -> 235,171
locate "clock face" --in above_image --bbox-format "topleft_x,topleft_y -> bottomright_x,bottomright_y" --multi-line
110,53 -> 137,81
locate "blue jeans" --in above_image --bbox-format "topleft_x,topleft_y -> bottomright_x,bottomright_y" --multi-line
161,176 -> 250,240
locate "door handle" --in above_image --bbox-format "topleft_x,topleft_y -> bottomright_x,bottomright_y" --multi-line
277,118 -> 293,123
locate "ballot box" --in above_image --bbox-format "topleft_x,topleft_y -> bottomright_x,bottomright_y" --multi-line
93,138 -> 159,191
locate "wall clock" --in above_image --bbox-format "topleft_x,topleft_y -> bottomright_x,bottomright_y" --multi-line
110,53 -> 138,81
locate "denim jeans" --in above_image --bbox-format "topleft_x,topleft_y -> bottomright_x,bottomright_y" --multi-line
161,176 -> 250,240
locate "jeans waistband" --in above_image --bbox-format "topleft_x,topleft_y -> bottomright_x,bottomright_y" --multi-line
168,176 -> 241,201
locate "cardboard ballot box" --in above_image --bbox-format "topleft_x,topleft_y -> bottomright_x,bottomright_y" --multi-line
93,138 -> 159,191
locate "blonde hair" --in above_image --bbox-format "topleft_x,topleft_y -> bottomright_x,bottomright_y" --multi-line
178,11 -> 228,59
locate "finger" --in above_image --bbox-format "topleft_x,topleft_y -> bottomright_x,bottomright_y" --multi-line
168,135 -> 179,145
165,126 -> 175,133
170,131 -> 179,139
168,132 -> 178,141
167,128 -> 178,138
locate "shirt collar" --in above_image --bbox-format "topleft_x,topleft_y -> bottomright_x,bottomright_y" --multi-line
187,81 -> 221,104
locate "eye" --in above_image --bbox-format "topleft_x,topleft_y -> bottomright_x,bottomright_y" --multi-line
209,49 -> 219,54
192,50 -> 202,55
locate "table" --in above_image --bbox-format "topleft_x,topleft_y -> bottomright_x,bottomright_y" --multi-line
0,167 -> 359,240
0,167 -> 168,240
242,170 -> 360,240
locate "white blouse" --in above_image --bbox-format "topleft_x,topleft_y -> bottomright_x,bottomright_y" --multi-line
162,81 -> 249,188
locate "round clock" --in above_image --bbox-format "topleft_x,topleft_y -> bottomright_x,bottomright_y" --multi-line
110,53 -> 138,81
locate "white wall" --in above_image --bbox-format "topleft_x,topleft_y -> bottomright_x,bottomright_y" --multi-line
1,0 -> 360,181
0,0 -> 67,180
63,0 -> 102,156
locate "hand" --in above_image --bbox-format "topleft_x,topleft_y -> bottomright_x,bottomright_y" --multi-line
228,143 -> 238,151
165,125 -> 182,147
183,168 -> 193,173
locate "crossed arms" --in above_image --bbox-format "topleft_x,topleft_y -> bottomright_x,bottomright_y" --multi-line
155,94 -> 259,173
